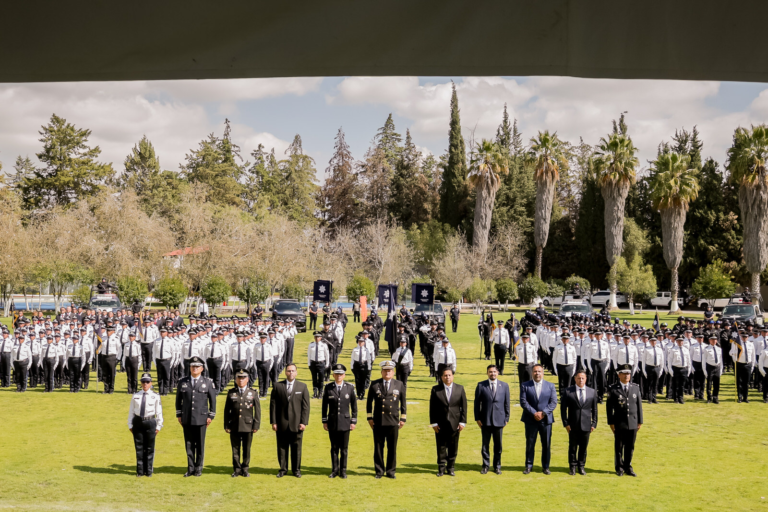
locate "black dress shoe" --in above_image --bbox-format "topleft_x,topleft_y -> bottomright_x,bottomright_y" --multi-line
294,471 -> 302,478
277,471 -> 287,478
329,472 -> 338,479
448,469 -> 455,476
340,471 -> 347,479
480,466 -> 489,475
136,474 -> 143,478
569,468 -> 576,476
375,474 -> 382,479
713,397 -> 719,404
543,469 -> 551,475
523,467 -> 531,474
616,469 -> 624,476
242,470 -> 250,477
386,474 -> 396,479
436,469 -> 444,477
744,398 -> 750,403
194,470 -> 202,477
183,471 -> 193,477
494,467 -> 502,475
578,467 -> 586,476
231,472 -> 239,478
626,469 -> 637,477
145,472 -> 153,477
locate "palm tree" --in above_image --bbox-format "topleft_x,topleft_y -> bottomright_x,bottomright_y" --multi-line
526,131 -> 568,278
727,124 -> 768,294
595,132 -> 639,308
469,140 -> 509,253
649,152 -> 700,312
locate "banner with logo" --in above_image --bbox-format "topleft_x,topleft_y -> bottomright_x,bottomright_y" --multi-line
313,280 -> 333,302
411,283 -> 435,305
377,284 -> 397,307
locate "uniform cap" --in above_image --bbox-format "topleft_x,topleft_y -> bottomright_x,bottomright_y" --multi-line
617,364 -> 633,374
380,360 -> 396,370
313,331 -> 323,337
235,370 -> 249,378
189,356 -> 204,367
140,372 -> 152,383
332,363 -> 346,374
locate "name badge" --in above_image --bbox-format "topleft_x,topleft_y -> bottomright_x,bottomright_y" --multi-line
295,392 -> 301,395
201,384 -> 206,390
345,394 -> 349,399
182,384 -> 188,389
393,390 -> 399,396
633,394 -> 636,399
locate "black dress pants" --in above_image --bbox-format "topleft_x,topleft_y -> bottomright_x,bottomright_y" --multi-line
100,355 -> 117,393
373,425 -> 399,477
0,352 -> 11,387
353,365 -> 368,397
329,430 -> 350,473
613,428 -> 637,472
156,359 -> 172,395
480,425 -> 503,469
309,361 -> 325,393
435,428 -> 460,470
672,366 -> 687,402
206,357 -> 223,391
568,429 -> 591,469
494,345 -> 507,374
182,424 -> 207,473
395,365 -> 410,387
140,343 -> 153,371
518,363 -> 533,387
692,361 -> 705,398
13,360 -> 29,391
67,357 -> 82,392
42,358 -> 56,392
309,314 -> 317,330
705,363 -> 720,399
590,360 -> 608,400
736,362 -> 753,401
451,318 -> 458,332
132,417 -> 157,476
644,366 -> 662,401
556,364 -> 575,397
124,356 -> 140,394
230,431 -> 253,473
276,430 -> 303,474
256,361 -> 270,396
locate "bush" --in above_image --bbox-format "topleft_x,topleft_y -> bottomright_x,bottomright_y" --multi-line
280,280 -> 306,300
691,260 -> 736,302
564,275 -> 591,294
71,285 -> 92,307
153,277 -> 189,309
116,276 -> 148,306
546,279 -> 565,298
236,273 -> 270,311
496,278 -> 519,303
465,278 -> 497,304
346,272 -> 375,302
519,274 -> 548,304
443,288 -> 463,303
200,275 -> 231,307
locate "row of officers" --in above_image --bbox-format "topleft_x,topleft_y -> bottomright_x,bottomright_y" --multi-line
127,358 -> 643,479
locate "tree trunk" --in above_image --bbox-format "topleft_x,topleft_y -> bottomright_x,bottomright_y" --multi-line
740,182 -> 768,280
535,245 -> 543,278
752,272 -> 761,299
670,267 -> 680,313
472,179 -> 499,254
602,181 -> 630,269
534,180 -> 556,274
628,294 -> 635,315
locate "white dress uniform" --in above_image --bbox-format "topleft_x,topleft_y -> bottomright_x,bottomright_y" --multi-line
127,387 -> 164,476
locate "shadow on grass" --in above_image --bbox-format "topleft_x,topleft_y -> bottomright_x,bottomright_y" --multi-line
400,463 -> 616,475
73,464 -> 369,477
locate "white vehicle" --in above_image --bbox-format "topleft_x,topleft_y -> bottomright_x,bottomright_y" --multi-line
541,295 -> 577,307
558,301 -> 594,317
696,297 -> 731,310
589,290 -> 627,307
649,291 -> 685,308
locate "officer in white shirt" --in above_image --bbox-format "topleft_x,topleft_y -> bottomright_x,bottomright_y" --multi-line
392,337 -> 414,387
139,318 -> 159,372
433,338 -> 457,379
351,336 -> 374,399
731,330 -> 755,403
689,333 -> 707,400
757,340 -> 768,403
667,337 -> 692,404
553,334 -> 578,397
40,336 -> 59,392
65,335 -> 88,392
514,333 -> 538,386
641,335 -> 665,404
612,335 -> 639,377
308,331 -> 330,399
0,329 -> 13,388
585,331 -> 611,403
153,328 -> 174,396
253,332 -> 273,397
204,331 -> 226,392
491,320 -> 510,375
128,373 -> 164,477
100,326 -> 123,394
12,337 -> 33,392
123,332 -> 143,394
702,334 -> 723,404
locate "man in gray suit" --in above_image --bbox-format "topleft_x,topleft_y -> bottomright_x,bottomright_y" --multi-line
474,365 -> 510,474
270,364 -> 311,478
560,369 -> 598,475
519,364 -> 557,474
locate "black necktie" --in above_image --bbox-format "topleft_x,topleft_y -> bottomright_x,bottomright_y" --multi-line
17,343 -> 22,360
315,340 -> 319,361
359,348 -> 363,364
579,387 -> 584,403
598,341 -> 602,359
129,341 -> 133,357
140,392 -> 147,417
713,346 -> 718,364
189,341 -> 193,358
237,343 -> 241,361
524,343 -> 528,364
46,345 -> 51,358
564,346 -> 569,365
679,346 -> 684,366
653,347 -> 657,365
625,344 -> 629,363
160,337 -> 165,358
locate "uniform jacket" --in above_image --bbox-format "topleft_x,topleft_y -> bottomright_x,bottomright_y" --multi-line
269,379 -> 310,432
223,386 -> 261,432
560,385 -> 598,431
175,376 -> 217,426
321,381 -> 358,431
366,378 -> 407,426
519,380 -> 557,425
429,383 -> 467,431
474,379 -> 510,427
606,382 -> 643,430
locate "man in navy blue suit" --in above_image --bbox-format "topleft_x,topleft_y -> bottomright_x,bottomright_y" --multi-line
560,369 -> 598,475
474,365 -> 510,474
519,364 -> 557,474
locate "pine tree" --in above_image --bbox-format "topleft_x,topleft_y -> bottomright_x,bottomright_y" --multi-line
375,114 -> 403,170
278,135 -> 318,225
122,135 -> 161,195
495,104 -> 512,155
439,82 -> 468,229
389,129 -> 421,227
511,119 -> 524,158
319,128 -> 359,230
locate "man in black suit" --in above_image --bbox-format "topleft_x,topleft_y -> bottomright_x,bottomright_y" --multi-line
367,360 -> 407,478
474,365 -> 510,474
270,363 -> 310,478
429,365 -> 467,476
606,363 -> 643,477
175,356 -> 217,477
322,363 -> 358,479
223,370 -> 260,477
560,369 -> 598,475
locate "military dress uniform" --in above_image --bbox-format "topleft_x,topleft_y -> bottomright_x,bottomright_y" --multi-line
606,366 -> 643,477
367,361 -> 407,478
175,357 -> 217,477
223,374 -> 261,477
322,365 -> 358,478
128,374 -> 164,476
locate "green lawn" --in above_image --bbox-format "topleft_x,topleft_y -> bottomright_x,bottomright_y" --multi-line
1,312 -> 766,511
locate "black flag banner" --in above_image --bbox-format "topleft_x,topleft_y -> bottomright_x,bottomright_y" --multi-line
377,284 -> 397,306
313,280 -> 333,302
411,283 -> 435,305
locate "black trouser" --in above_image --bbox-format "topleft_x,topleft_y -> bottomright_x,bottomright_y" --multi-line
284,338 -> 294,366
518,363 -> 533,387
329,430 -> 350,473
556,364 -> 575,398
247,359 -> 258,388
29,355 -> 40,387
451,318 -> 458,332
524,422 -> 551,470
353,311 -> 360,322
395,364 -> 410,387
353,364 -> 368,397
483,337 -> 491,358
230,431 -> 253,473
309,314 -> 317,330
182,424 -> 207,473
256,361 -> 271,396
309,361 -> 325,394
644,366 -> 662,402
705,364 -> 720,400
494,345 -> 507,374
183,359 -> 192,377
736,362 -> 753,401
42,358 -> 56,392
207,357 -> 223,391
125,356 -> 140,394
13,360 -> 28,391
276,430 -> 303,474
692,361 -> 705,398
435,427 -> 460,470
613,428 -> 637,472
81,356 -> 91,388
672,366 -> 687,402
270,356 -> 280,389
100,354 -> 117,393
480,425 -> 503,469
140,343 -> 153,371
373,425 -> 399,477
132,417 -> 157,476
67,357 -> 82,392
0,352 -> 11,387
55,356 -> 65,388
590,360 -> 608,400
156,359 -> 171,395
632,368 -> 644,398
762,370 -> 768,401
568,429 -> 591,469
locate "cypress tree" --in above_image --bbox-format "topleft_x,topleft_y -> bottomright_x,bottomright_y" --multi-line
439,82 -> 468,229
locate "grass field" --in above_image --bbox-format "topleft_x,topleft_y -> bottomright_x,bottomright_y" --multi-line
1,310 -> 767,511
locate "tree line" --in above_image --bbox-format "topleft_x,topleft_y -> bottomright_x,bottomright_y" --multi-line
1,84 -> 765,313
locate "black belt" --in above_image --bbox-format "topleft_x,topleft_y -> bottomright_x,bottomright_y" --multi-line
134,415 -> 155,420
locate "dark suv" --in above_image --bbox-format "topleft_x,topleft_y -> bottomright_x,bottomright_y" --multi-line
414,302 -> 446,325
271,300 -> 307,332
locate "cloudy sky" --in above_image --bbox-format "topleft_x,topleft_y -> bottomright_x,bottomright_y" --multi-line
1,76 -> 767,181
